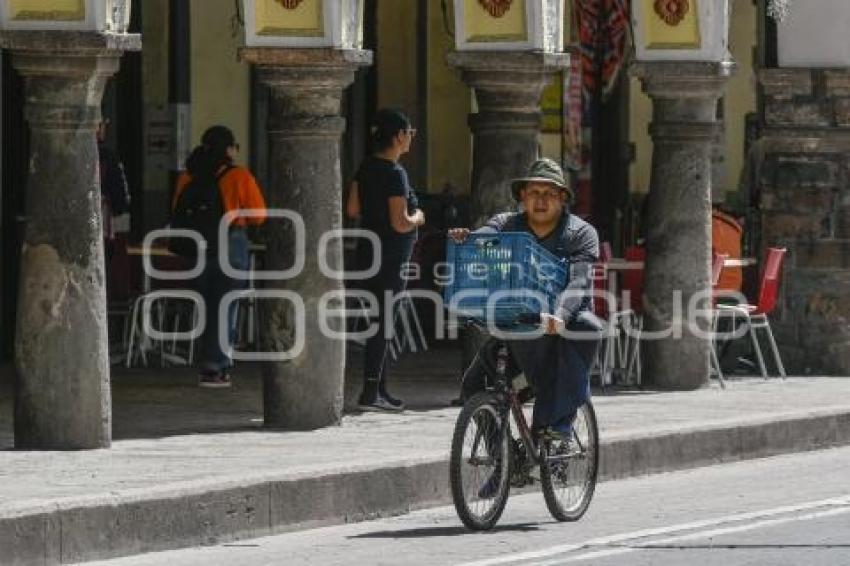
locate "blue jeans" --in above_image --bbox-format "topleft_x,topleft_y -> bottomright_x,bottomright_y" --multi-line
461,314 -> 601,430
195,229 -> 250,372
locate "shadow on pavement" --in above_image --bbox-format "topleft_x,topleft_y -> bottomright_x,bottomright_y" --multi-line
348,522 -> 541,539
0,347 -> 464,446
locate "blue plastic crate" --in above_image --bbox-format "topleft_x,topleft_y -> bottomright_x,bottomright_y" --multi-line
444,232 -> 569,325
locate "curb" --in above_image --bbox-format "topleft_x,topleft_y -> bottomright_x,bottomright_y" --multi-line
4,410 -> 850,565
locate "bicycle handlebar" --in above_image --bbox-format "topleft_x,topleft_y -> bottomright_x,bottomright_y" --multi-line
461,312 -> 543,330
515,313 -> 542,326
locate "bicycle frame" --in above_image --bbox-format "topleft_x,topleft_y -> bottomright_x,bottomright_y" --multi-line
491,341 -> 545,468
451,319 -> 599,529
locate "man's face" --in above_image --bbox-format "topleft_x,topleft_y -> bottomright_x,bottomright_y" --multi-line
520,181 -> 567,226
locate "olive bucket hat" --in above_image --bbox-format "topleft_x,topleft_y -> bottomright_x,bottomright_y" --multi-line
510,158 -> 574,203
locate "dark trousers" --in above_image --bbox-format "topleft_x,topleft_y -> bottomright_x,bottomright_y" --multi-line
362,242 -> 414,385
461,314 -> 601,429
195,229 -> 250,372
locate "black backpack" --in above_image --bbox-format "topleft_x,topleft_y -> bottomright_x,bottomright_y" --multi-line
169,166 -> 234,257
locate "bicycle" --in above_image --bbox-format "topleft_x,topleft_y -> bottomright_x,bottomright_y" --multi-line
449,316 -> 599,531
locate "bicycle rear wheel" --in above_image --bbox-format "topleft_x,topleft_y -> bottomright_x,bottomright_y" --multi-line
540,401 -> 599,522
450,392 -> 511,531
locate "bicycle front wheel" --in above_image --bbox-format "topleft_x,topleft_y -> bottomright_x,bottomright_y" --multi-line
450,392 -> 511,531
540,401 -> 599,522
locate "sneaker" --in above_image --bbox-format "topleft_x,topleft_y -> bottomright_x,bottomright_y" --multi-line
378,388 -> 406,411
199,370 -> 232,389
358,393 -> 405,412
543,426 -> 580,457
478,466 -> 502,499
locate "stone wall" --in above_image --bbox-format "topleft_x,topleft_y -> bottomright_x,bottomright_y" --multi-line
758,68 -> 850,374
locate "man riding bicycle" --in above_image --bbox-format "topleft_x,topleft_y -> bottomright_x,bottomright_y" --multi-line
449,158 -> 602,446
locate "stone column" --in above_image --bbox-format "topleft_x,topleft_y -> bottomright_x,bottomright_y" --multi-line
0,31 -> 141,448
632,61 -> 734,390
240,48 -> 371,430
448,52 -> 570,225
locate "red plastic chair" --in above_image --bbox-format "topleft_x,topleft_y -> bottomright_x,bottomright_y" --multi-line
600,241 -> 613,263
621,246 -> 645,313
591,263 -> 609,321
711,253 -> 728,291
715,248 -> 788,378
592,243 -> 642,389
591,241 -> 614,321
753,248 -> 786,316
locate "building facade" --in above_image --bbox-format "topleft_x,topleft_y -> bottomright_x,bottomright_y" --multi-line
0,0 -> 847,446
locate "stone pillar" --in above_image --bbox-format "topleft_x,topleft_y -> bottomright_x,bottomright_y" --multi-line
240,48 -> 371,430
448,51 -> 570,225
0,31 -> 141,448
632,61 -> 734,390
757,68 -> 850,374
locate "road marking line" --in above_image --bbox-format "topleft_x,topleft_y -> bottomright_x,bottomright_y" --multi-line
532,505 -> 850,565
457,494 -> 850,566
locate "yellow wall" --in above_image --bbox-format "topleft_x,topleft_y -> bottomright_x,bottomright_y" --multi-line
141,0 -> 168,106
640,0 -> 700,49
374,1 -> 423,184
376,2 -> 419,121
427,0 -> 472,193
629,0 -> 757,196
8,0 -> 85,21
724,0 -> 757,196
462,0 -> 528,43
628,75 -> 652,193
190,0 -> 252,162
254,0 -> 324,36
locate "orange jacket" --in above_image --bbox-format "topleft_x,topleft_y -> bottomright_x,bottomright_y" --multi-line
712,209 -> 743,293
173,166 -> 267,227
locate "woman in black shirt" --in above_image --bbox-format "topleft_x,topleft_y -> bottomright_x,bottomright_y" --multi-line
346,109 -> 425,411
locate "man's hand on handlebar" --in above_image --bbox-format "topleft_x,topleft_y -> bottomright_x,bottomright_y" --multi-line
516,313 -> 565,335
448,228 -> 470,243
540,313 -> 565,335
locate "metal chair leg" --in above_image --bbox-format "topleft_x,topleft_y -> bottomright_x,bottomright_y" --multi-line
622,314 -> 642,387
759,316 -> 787,378
747,320 -> 769,379
635,325 -> 642,386
600,325 -> 615,389
710,310 -> 726,388
408,298 -> 429,352
710,343 -> 726,389
187,303 -> 197,365
125,297 -> 141,368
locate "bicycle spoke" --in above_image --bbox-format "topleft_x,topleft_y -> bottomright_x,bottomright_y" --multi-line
541,402 -> 599,521
451,393 -> 511,530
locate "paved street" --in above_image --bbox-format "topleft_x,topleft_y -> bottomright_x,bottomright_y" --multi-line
81,446 -> 850,566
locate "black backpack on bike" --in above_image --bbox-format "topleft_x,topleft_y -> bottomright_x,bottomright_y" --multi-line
169,166 -> 234,257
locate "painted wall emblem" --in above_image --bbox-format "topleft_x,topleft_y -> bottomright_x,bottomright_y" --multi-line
276,0 -> 304,9
478,0 -> 514,18
654,0 -> 689,26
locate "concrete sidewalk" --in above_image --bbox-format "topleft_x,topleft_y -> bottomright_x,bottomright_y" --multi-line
1,348 -> 850,565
